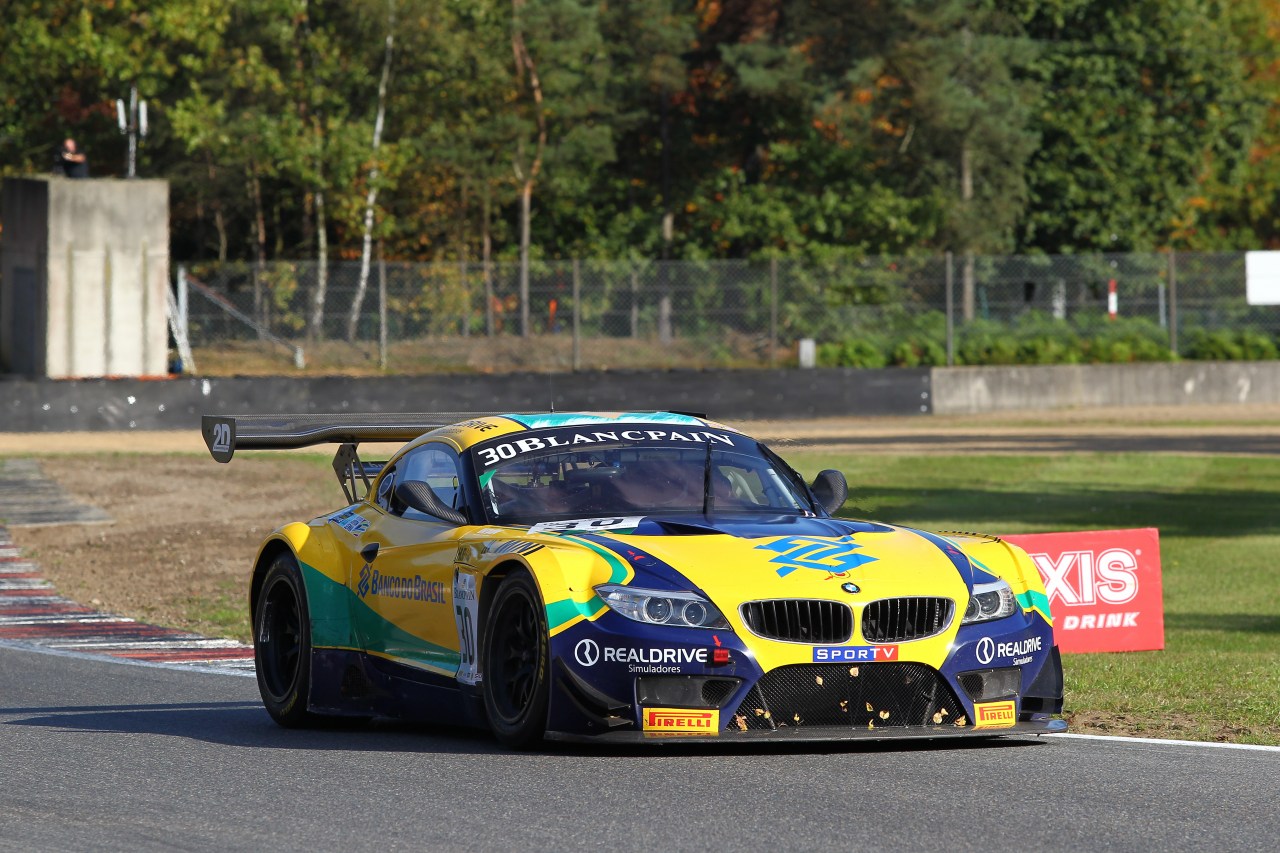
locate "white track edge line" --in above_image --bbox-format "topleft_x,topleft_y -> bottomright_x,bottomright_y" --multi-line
1049,732 -> 1280,753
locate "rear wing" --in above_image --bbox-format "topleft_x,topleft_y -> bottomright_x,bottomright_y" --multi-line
201,412 -> 500,503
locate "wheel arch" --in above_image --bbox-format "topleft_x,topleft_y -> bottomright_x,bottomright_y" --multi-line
249,521 -> 349,641
477,558 -> 534,648
250,538 -> 298,620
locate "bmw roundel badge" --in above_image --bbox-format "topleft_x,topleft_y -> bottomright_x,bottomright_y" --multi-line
841,582 -> 860,594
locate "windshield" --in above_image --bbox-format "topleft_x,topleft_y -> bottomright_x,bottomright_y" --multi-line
471,428 -> 812,525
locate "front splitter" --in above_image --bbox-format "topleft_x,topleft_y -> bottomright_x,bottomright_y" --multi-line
546,718 -> 1067,744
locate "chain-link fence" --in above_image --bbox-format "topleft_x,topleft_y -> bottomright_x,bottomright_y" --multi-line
177,252 -> 1279,373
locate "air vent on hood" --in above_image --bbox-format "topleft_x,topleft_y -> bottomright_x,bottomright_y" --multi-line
739,599 -> 853,644
860,597 -> 954,643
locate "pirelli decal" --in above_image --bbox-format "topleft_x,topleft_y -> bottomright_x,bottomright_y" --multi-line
641,707 -> 720,735
972,700 -> 1017,729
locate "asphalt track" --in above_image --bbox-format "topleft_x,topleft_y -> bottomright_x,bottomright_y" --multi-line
2,644 -> 1279,852
3,411 -> 1280,851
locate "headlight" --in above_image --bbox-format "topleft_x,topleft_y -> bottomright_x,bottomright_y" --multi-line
595,584 -> 729,629
962,579 -> 1017,624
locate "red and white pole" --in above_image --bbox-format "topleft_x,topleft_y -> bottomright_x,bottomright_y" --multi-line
1107,278 -> 1118,320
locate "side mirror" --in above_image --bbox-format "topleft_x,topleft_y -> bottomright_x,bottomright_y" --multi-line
811,469 -> 848,515
395,480 -> 468,526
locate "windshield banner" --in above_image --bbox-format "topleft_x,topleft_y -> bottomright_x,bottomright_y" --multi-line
1004,528 -> 1164,654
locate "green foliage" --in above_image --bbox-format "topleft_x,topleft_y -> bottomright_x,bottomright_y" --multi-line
1017,0 -> 1265,252
1184,328 -> 1280,361
818,312 -> 1196,367
0,0 -> 1276,272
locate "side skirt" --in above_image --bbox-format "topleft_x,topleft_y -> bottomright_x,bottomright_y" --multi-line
309,647 -> 483,727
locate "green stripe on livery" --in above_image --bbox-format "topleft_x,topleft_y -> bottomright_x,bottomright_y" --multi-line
542,533 -> 632,633
1017,589 -> 1053,625
299,559 -> 460,675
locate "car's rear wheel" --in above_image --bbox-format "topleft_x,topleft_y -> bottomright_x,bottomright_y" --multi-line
254,553 -> 317,727
481,571 -> 551,748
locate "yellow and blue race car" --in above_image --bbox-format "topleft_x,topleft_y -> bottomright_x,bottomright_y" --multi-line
203,411 -> 1064,746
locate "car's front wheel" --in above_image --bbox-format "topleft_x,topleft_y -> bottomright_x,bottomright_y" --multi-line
481,571 -> 551,748
254,553 -> 317,727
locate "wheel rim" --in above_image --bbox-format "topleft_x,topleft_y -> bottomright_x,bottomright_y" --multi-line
258,575 -> 302,701
489,587 -> 543,723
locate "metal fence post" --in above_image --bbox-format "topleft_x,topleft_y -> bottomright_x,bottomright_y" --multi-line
572,259 -> 582,371
770,257 -> 778,368
630,266 -> 639,338
484,256 -> 495,337
945,251 -> 955,366
1167,249 -> 1178,357
460,258 -> 470,337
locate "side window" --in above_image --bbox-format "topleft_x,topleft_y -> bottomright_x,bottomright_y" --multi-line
399,444 -> 464,521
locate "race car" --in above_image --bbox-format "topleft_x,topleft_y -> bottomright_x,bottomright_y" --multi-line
203,410 -> 1064,746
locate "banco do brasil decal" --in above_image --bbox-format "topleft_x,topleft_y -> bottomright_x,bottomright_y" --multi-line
357,565 -> 447,604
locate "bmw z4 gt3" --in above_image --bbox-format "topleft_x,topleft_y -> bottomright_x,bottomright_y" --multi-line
203,410 -> 1064,747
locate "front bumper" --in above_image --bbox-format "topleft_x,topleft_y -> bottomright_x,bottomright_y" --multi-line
547,611 -> 1065,742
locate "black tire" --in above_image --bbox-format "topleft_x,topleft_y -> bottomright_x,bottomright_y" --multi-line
481,572 -> 551,748
254,553 -> 317,727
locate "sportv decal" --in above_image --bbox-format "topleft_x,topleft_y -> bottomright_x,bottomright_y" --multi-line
1005,528 -> 1165,654
474,429 -> 737,468
812,645 -> 899,663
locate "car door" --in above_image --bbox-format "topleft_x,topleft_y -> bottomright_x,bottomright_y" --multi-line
354,441 -> 467,677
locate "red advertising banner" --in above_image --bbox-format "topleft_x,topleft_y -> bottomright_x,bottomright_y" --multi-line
1003,528 -> 1164,655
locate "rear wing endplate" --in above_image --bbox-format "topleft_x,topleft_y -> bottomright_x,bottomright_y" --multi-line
202,412 -> 501,503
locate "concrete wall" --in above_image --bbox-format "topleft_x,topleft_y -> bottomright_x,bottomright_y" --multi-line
0,367 -> 932,431
1,177 -> 169,378
931,362 -> 1280,414
3,361 -> 1278,432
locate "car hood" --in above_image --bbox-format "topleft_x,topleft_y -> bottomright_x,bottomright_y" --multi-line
556,513 -> 975,605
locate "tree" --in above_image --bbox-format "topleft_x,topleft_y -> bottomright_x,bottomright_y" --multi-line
1018,0 -> 1263,252
507,0 -> 613,335
830,0 -> 1041,318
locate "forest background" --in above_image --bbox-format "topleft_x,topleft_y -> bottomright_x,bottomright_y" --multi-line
4,0 -> 1280,270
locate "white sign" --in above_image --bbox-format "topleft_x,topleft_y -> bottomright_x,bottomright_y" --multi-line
1245,251 -> 1280,305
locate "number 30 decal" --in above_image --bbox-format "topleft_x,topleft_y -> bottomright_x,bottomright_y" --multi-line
453,569 -> 481,685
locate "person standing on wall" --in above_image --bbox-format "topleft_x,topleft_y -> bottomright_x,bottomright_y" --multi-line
57,138 -> 89,178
